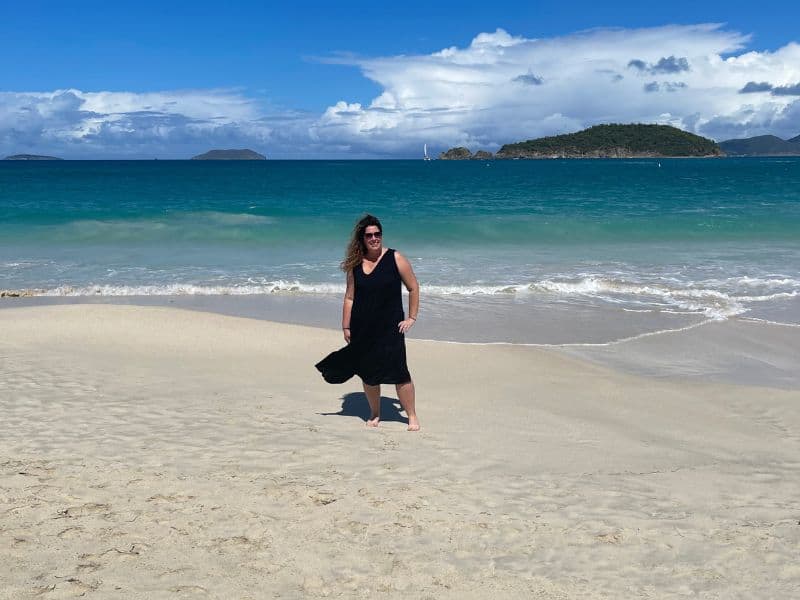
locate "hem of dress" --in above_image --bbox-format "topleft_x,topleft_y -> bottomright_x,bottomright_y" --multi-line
360,375 -> 412,386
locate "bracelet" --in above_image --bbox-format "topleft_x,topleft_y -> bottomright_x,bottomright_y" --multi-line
343,327 -> 350,330
409,316 -> 417,321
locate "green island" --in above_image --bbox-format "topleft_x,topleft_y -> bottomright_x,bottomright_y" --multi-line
438,147 -> 494,160
497,124 -> 722,158
440,124 -> 723,159
191,149 -> 267,160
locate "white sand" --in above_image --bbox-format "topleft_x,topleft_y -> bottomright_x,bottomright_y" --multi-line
1,304 -> 799,598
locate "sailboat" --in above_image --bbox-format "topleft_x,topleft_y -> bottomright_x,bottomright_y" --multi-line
423,144 -> 432,161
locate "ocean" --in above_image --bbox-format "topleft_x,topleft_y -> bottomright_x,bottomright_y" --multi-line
2,158 -> 799,344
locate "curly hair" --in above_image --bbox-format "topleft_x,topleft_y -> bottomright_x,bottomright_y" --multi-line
341,214 -> 382,272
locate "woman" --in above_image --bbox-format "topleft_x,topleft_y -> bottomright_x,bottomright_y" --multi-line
316,214 -> 420,431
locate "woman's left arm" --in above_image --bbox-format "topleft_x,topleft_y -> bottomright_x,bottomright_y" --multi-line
395,251 -> 419,334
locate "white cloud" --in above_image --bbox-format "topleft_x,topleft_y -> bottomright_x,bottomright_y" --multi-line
312,24 -> 800,153
2,24 -> 800,158
0,89 -> 286,158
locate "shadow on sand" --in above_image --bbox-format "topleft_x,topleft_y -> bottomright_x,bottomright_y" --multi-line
319,392 -> 408,425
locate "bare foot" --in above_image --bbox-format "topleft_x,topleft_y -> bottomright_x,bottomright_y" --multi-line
366,416 -> 380,428
407,416 -> 420,432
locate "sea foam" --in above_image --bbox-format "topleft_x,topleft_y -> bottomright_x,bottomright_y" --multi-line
0,274 -> 792,323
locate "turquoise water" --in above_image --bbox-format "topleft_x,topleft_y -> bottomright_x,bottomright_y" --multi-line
1,158 -> 799,327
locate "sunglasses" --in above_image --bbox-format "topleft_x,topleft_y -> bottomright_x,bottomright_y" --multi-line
364,231 -> 382,239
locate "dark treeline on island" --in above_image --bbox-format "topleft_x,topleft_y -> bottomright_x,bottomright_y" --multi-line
439,124 -> 723,160
191,149 -> 266,160
439,147 -> 495,160
499,124 -> 721,158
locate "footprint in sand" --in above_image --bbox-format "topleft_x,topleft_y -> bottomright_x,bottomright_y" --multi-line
75,561 -> 102,573
596,531 -> 624,544
79,544 -> 145,566
56,526 -> 83,539
310,491 -> 337,506
169,585 -> 210,596
210,535 -> 262,551
56,503 -> 111,519
146,493 -> 196,503
35,577 -> 98,598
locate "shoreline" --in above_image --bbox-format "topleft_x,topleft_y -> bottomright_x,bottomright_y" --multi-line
2,294 -> 797,389
2,303 -> 799,598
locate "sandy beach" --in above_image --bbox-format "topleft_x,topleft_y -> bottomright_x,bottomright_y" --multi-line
2,304 -> 799,598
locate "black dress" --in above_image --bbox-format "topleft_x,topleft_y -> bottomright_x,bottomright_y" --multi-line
315,249 -> 411,385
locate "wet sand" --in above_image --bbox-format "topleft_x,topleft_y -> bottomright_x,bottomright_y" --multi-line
4,293 -> 797,387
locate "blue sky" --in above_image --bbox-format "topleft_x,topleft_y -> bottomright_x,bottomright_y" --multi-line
2,0 -> 800,158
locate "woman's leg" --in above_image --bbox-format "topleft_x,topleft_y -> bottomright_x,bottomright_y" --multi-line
363,382 -> 381,427
396,380 -> 420,431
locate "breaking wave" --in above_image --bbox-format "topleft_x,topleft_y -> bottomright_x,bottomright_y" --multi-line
4,274 -> 797,321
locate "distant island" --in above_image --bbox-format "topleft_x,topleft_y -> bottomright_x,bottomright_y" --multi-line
3,154 -> 63,160
438,147 -> 494,160
439,147 -> 471,160
439,124 -> 723,159
191,149 -> 267,160
718,135 -> 800,156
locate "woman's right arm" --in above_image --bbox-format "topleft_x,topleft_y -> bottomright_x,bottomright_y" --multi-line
342,270 -> 354,343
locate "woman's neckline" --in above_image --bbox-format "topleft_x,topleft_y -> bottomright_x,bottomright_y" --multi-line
361,247 -> 390,276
